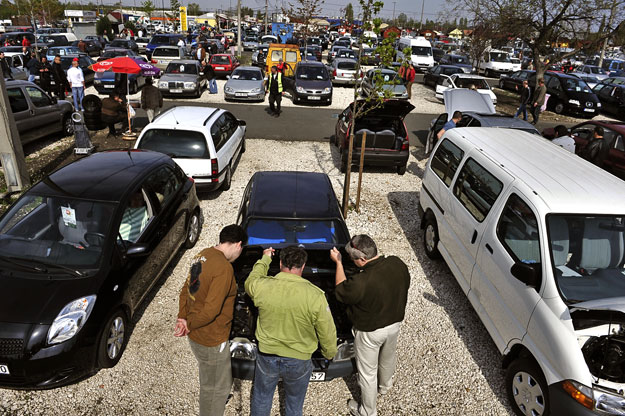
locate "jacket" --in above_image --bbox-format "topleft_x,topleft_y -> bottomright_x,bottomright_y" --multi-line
0,58 -> 11,78
141,84 -> 163,110
178,248 -> 237,347
245,255 -> 337,360
532,84 -> 547,106
202,64 -> 215,80
38,62 -> 52,83
582,137 -> 610,168
399,65 -> 416,83
51,62 -> 66,84
267,72 -> 283,94
335,256 -> 411,332
101,97 -> 125,116
519,86 -> 530,105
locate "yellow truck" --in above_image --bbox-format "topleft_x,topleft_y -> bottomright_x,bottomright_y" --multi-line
265,43 -> 301,77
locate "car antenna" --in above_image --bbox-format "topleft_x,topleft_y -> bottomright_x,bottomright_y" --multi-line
172,111 -> 179,125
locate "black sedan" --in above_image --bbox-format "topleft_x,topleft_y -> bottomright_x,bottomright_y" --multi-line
423,65 -> 464,88
0,150 -> 201,389
498,69 -> 534,91
230,171 -> 356,382
593,82 -> 625,119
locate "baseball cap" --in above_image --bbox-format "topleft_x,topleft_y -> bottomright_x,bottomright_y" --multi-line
72,57 -> 78,61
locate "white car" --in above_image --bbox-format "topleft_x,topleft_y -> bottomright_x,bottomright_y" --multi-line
435,73 -> 497,105
134,106 -> 246,192
420,126 -> 625,416
510,57 -> 522,72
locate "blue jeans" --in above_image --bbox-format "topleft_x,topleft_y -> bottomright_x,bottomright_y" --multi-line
27,73 -> 35,82
251,354 -> 312,416
514,103 -> 527,120
72,87 -> 84,111
208,78 -> 217,94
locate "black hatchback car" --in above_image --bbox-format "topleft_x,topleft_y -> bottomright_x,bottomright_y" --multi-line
529,72 -> 601,117
0,150 -> 201,389
230,171 -> 356,382
292,61 -> 332,105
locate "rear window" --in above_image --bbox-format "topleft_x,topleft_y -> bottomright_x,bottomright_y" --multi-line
285,50 -> 297,62
211,55 -> 231,65
150,35 -> 169,44
138,129 -> 209,158
110,40 -> 128,47
246,219 -> 347,245
271,50 -> 282,61
153,48 -> 180,57
337,61 -> 357,70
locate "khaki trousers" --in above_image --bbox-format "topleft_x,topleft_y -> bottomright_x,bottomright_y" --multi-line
189,338 -> 232,416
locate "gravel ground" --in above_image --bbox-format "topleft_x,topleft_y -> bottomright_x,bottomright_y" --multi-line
0,139 -> 512,416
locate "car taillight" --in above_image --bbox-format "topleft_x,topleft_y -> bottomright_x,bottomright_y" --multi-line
401,140 -> 409,151
360,72 -> 364,78
211,158 -> 218,182
151,59 -> 157,63
333,69 -> 337,77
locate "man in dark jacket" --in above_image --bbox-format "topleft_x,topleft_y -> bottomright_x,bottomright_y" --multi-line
25,51 -> 38,82
201,61 -> 217,94
51,55 -> 68,98
37,56 -> 52,94
330,235 -> 410,416
582,126 -> 610,168
531,77 -> 547,125
101,92 -> 126,136
515,80 -> 531,120
140,77 -> 163,122
0,52 -> 12,79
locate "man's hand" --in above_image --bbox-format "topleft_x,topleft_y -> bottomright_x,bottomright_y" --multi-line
263,247 -> 275,258
173,318 -> 190,337
330,247 -> 342,264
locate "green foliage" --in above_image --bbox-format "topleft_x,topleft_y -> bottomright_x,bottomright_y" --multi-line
241,6 -> 254,16
396,12 -> 407,26
124,20 -> 137,32
96,16 -> 112,36
344,3 -> 354,23
256,10 -> 263,21
187,2 -> 201,15
142,0 -> 155,17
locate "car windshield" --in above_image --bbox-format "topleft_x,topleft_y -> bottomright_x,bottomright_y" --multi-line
138,129 -> 208,158
231,69 -> 261,80
490,52 -> 510,62
548,215 -> 625,303
373,71 -> 398,85
110,40 -> 128,47
590,67 -> 607,75
411,46 -> 432,56
0,195 -> 116,269
246,219 -> 347,245
456,78 -> 489,89
452,56 -> 468,64
563,77 -> 591,93
165,63 -> 197,74
153,48 -> 180,57
296,66 -> 328,80
150,35 -> 169,44
212,55 -> 231,64
339,50 -> 355,58
101,50 -> 126,59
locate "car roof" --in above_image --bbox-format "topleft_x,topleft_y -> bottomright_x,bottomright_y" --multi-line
464,113 -> 538,131
453,74 -> 487,79
296,60 -> 324,67
29,150 -> 171,202
154,45 -> 179,49
149,106 -> 221,128
446,127 -> 625,215
247,171 -> 342,219
169,59 -> 198,64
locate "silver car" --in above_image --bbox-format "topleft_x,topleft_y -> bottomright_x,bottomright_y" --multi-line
328,58 -> 362,85
151,46 -> 186,70
360,68 -> 408,99
158,60 -> 206,98
224,66 -> 265,101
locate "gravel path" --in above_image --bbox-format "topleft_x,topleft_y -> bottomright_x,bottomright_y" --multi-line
0,139 -> 512,416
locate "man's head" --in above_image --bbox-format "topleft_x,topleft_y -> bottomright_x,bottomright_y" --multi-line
279,246 -> 307,275
72,58 -> 78,67
0,52 -> 4,59
554,125 -> 568,137
54,55 -> 61,64
21,46 -> 26,53
452,111 -> 462,122
522,80 -> 528,88
538,78 -> 545,85
129,191 -> 145,208
278,58 -> 283,65
145,76 -> 153,85
41,56 -> 47,63
594,125 -> 604,139
345,234 -> 378,268
217,224 -> 248,262
271,65 -> 277,74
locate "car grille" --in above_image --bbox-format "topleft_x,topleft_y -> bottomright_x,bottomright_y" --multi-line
168,81 -> 184,89
0,338 -> 24,356
305,89 -> 323,94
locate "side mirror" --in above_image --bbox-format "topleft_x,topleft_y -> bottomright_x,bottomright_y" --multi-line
126,244 -> 150,257
226,75 -> 230,79
238,119 -> 246,126
510,262 -> 541,288
50,96 -> 57,104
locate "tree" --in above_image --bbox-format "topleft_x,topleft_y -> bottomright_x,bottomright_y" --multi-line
142,0 -> 155,18
396,12 -> 407,27
282,0 -> 325,52
256,10 -> 264,21
96,16 -> 112,36
241,6 -> 254,17
344,2 -> 354,23
187,2 -> 201,15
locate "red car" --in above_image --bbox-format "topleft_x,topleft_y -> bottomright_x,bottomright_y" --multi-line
209,54 -> 240,76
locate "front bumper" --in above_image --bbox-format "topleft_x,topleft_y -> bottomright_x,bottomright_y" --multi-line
343,148 -> 410,168
232,355 -> 356,381
549,383 -> 601,415
94,83 -> 117,94
158,86 -> 198,96
565,104 -> 598,116
225,91 -> 264,101
295,92 -> 332,103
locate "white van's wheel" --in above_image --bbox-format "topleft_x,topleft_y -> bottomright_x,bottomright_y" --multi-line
506,358 -> 549,416
423,216 -> 441,259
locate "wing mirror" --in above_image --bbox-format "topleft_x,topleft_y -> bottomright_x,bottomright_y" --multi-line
126,244 -> 150,257
238,119 -> 246,126
510,262 -> 541,288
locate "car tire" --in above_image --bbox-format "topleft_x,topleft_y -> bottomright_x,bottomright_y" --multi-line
423,215 -> 441,259
82,94 -> 102,112
184,209 -> 201,249
554,102 -> 564,114
62,114 -> 74,136
241,138 -> 246,153
506,357 -> 549,416
397,165 -> 407,175
97,309 -> 129,369
222,165 -> 232,191
194,87 -> 201,98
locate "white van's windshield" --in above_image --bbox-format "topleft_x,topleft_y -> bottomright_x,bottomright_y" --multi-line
548,215 -> 625,303
412,46 -> 432,56
490,52 -> 510,62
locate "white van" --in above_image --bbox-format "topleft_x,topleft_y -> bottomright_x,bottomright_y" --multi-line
477,49 -> 513,77
396,36 -> 434,72
419,127 -> 625,415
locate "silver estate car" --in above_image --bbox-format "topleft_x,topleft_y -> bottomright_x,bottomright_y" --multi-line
224,66 -> 265,101
158,60 -> 206,98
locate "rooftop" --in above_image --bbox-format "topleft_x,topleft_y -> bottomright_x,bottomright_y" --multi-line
150,106 -> 220,128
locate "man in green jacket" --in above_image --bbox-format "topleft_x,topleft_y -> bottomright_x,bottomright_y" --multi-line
245,246 -> 337,416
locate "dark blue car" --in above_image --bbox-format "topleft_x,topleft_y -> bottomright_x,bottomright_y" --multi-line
146,34 -> 185,59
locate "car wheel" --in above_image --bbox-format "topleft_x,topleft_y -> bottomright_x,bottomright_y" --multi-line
97,309 -> 129,368
554,102 -> 565,114
194,87 -> 201,98
397,165 -> 407,175
185,209 -> 201,249
62,114 -> 74,136
423,215 -> 441,259
241,137 -> 246,153
506,357 -> 549,416
222,165 -> 232,191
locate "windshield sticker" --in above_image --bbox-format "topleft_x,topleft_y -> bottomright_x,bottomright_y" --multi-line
61,206 -> 77,228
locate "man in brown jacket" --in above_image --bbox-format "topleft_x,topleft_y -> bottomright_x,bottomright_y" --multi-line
140,77 -> 163,122
175,224 -> 247,416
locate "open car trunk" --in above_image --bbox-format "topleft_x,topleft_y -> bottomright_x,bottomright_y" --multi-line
352,117 -> 408,150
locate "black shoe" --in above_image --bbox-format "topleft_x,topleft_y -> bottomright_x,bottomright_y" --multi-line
273,113 -> 280,117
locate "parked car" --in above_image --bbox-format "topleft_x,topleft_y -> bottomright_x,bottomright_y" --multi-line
84,35 -> 107,49
498,69 -> 535,91
229,171 -> 356,381
224,66 -> 265,101
150,46 -> 186,70
419,125 -> 625,416
45,46 -> 84,61
509,57 -> 522,72
209,54 -> 240,77
134,37 -> 149,54
333,99 -> 413,174
146,33 -> 185,59
335,48 -> 357,61
292,61 -> 332,105
529,72 -> 601,117
242,35 -> 259,51
71,39 -> 101,57
251,43 -> 269,67
157,60 -> 206,98
360,48 -> 380,66
300,47 -> 317,61
435,73 -> 497,104
360,68 -> 408,99
432,47 -> 444,63
328,44 -> 346,63
574,65 -> 609,81
106,39 -> 139,54
305,45 -> 322,61
600,76 -> 625,86
328,58 -> 362,86
94,70 -> 146,95
439,54 -> 472,73
423,65 -> 464,88
0,150 -> 201,388
50,55 -> 96,87
569,72 -> 602,89
96,48 -> 142,62
134,106 -> 246,191
6,79 -> 73,144
592,83 -> 625,119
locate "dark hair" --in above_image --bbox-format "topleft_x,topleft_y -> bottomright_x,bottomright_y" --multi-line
271,65 -> 277,70
55,54 -> 61,58
145,77 -> 153,85
554,125 -> 568,137
594,126 -> 604,137
219,224 -> 247,244
345,234 -> 378,260
452,110 -> 462,119
280,246 -> 307,269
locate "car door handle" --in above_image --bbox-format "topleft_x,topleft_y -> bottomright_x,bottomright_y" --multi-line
485,243 -> 493,254
471,230 -> 478,244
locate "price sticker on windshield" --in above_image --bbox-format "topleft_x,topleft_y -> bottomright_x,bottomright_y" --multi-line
0,364 -> 10,375
61,206 -> 77,228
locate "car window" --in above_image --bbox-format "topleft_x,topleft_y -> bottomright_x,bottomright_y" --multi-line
497,193 -> 540,264
137,129 -> 209,158
25,86 -> 51,108
453,158 -> 503,222
118,188 -> 153,243
144,166 -> 181,207
285,50 -> 297,62
337,61 -> 357,70
210,113 -> 229,151
615,135 -> 624,152
7,87 -> 28,112
271,50 -> 283,61
547,76 -> 561,90
211,55 -> 230,65
430,138 -> 464,187
165,62 -> 197,74
153,48 -> 180,57
571,125 -> 593,140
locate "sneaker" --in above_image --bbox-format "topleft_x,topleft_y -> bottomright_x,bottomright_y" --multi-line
348,399 -> 361,416
378,387 -> 389,395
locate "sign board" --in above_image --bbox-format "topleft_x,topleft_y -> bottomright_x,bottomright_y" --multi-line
179,6 -> 187,32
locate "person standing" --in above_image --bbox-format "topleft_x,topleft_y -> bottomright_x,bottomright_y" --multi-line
78,39 -> 87,53
175,225 -> 248,416
101,92 -> 126,137
26,52 -> 38,82
551,125 -> 576,153
330,235 -> 410,416
201,61 -> 217,94
531,77 -> 547,125
398,62 -> 416,99
582,126 -> 609,168
245,246 -> 337,416
37,56 -> 52,94
196,43 -> 206,63
21,35 -> 30,48
437,110 -> 462,140
67,58 -> 85,111
0,52 -> 12,79
51,55 -> 68,98
265,65 -> 283,118
514,80 -> 531,120
140,77 -> 163,122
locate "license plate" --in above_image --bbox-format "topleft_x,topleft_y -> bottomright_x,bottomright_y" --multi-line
235,92 -> 247,97
308,96 -> 321,100
310,371 -> 325,381
216,66 -> 225,70
170,89 -> 183,93
0,364 -> 9,375
584,108 -> 595,112
104,85 -> 114,88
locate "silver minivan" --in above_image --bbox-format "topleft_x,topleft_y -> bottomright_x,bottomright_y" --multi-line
420,127 -> 625,415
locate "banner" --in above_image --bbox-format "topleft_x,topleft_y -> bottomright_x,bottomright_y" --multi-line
179,6 -> 188,32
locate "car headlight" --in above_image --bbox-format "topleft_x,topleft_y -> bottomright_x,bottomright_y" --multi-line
323,87 -> 331,94
568,99 -> 581,106
334,341 -> 355,361
159,82 -> 167,88
597,102 -> 602,107
561,380 -> 625,413
184,82 -> 197,89
296,86 -> 305,93
94,80 -> 101,84
47,295 -> 96,345
224,86 -> 233,93
594,386 -> 625,414
250,87 -> 261,93
230,337 -> 257,360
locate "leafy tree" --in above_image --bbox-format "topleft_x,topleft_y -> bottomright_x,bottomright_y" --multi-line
187,2 -> 201,15
124,20 -> 137,33
282,0 -> 325,52
344,2 -> 354,23
256,10 -> 264,21
396,12 -> 407,27
142,0 -> 155,18
96,16 -> 112,37
241,6 -> 254,17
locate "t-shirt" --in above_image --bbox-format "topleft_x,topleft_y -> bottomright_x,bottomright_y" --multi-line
66,66 -> 84,87
119,206 -> 148,242
442,120 -> 456,132
552,135 -> 576,153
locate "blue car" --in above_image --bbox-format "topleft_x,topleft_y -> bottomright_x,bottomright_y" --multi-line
93,71 -> 146,95
146,34 -> 185,59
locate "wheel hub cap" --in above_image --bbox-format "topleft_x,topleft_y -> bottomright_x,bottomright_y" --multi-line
512,371 -> 545,416
107,317 -> 125,360
425,225 -> 436,251
188,215 -> 199,242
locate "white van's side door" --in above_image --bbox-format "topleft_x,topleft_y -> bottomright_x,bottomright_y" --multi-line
472,190 -> 543,352
445,151 -> 512,294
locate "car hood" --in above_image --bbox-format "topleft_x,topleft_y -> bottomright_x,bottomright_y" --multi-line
296,79 -> 330,89
351,99 -> 415,119
160,73 -> 198,82
226,79 -> 263,89
570,297 -> 625,314
444,89 -> 496,119
381,84 -> 407,93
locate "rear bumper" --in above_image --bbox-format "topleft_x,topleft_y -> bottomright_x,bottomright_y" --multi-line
232,356 -> 356,381
342,148 -> 409,168
191,167 -> 227,192
332,77 -> 357,85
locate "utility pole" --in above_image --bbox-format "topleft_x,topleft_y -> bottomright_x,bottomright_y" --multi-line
392,1 -> 396,24
0,73 -> 30,195
264,0 -> 268,34
237,0 -> 241,57
598,1 -> 617,69
419,0 -> 424,31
